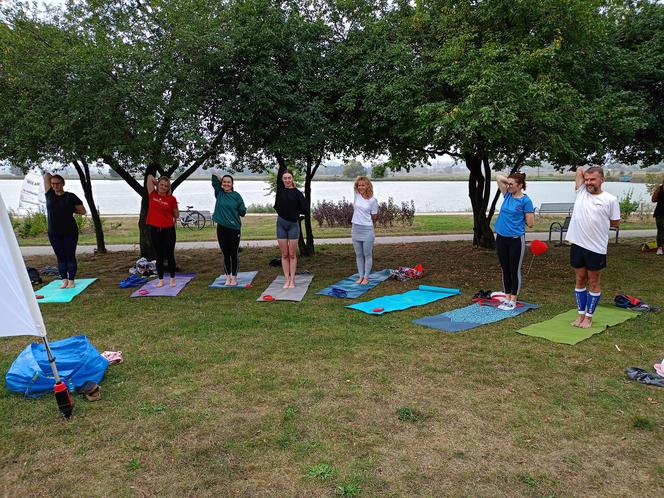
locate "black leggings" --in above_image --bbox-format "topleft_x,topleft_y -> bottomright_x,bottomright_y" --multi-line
148,226 -> 176,279
48,231 -> 78,280
496,234 -> 525,296
216,225 -> 241,275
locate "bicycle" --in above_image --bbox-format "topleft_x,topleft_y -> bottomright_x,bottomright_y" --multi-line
179,205 -> 206,230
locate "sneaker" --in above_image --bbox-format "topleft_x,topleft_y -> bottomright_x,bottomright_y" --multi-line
657,248 -> 663,255
498,301 -> 516,311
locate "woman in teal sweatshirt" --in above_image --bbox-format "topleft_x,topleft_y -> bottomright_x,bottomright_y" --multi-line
212,174 -> 247,285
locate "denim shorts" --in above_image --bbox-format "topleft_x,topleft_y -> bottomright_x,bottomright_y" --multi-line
276,216 -> 300,240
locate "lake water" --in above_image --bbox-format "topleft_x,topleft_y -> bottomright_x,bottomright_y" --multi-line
0,178 -> 650,214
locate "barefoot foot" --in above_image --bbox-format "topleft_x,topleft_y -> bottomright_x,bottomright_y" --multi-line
169,278 -> 177,287
571,315 -> 585,327
59,279 -> 69,289
360,278 -> 369,285
578,317 -> 593,329
355,278 -> 363,284
229,277 -> 238,286
156,279 -> 165,288
66,281 -> 75,289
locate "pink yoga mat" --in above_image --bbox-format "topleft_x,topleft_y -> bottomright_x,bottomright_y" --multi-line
130,273 -> 196,297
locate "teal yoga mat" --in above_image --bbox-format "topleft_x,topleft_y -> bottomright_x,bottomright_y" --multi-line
346,285 -> 461,315
517,305 -> 639,345
35,278 -> 97,303
316,269 -> 392,299
209,271 -> 258,289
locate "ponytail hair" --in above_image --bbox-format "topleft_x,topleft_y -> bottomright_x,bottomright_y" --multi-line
508,172 -> 527,190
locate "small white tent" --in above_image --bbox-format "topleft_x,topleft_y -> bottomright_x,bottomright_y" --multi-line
0,193 -> 72,417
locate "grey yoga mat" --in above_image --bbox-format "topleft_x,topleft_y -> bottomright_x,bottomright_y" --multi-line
257,274 -> 314,302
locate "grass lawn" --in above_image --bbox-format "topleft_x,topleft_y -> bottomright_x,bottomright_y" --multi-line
2,241 -> 663,496
16,214 -> 658,246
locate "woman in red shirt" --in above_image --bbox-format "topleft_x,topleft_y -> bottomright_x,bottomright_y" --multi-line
145,175 -> 179,287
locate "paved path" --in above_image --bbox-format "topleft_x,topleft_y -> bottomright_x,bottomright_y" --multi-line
20,230 -> 656,256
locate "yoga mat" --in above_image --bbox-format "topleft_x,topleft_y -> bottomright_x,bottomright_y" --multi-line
209,271 -> 258,289
35,278 -> 97,303
347,285 -> 460,315
257,274 -> 314,302
517,305 -> 639,345
316,269 -> 392,299
130,273 -> 196,298
413,301 -> 540,332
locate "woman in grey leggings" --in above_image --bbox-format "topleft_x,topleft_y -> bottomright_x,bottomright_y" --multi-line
351,176 -> 379,284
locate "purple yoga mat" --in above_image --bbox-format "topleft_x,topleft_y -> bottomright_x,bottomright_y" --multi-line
130,273 -> 196,297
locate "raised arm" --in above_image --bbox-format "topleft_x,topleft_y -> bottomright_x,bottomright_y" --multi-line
211,173 -> 222,196
276,162 -> 287,191
146,174 -> 157,194
574,166 -> 585,191
43,172 -> 52,193
496,174 -> 509,195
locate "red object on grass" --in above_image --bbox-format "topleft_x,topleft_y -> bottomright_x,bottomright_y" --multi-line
264,295 -> 274,301
530,239 -> 548,256
138,289 -> 149,295
373,307 -> 384,313
36,295 -> 44,299
244,284 -> 252,288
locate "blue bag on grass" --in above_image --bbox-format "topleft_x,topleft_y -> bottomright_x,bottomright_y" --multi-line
5,335 -> 109,397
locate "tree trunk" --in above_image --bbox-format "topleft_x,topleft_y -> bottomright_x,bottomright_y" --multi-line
465,153 -> 495,249
72,160 -> 107,253
299,157 -> 316,256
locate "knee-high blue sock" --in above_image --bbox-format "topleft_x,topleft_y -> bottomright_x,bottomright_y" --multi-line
575,288 -> 588,314
586,291 -> 601,317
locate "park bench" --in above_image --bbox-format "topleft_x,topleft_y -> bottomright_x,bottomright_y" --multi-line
542,203 -> 620,245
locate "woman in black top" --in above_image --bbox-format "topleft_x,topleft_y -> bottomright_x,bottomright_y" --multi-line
274,163 -> 308,288
43,173 -> 86,288
652,181 -> 664,255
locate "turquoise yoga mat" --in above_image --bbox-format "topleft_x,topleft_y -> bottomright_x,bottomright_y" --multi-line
35,278 -> 97,303
346,285 -> 461,315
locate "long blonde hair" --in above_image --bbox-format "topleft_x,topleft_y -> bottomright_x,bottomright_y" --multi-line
354,176 -> 374,199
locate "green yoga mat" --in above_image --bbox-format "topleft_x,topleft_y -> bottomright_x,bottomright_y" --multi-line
517,305 -> 639,345
35,278 -> 97,303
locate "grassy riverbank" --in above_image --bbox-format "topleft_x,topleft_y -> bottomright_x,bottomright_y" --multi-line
16,213 -> 658,246
2,241 -> 662,496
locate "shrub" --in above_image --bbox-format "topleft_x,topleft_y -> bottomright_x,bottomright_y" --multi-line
618,189 -> 640,219
246,202 -> 274,213
16,210 -> 48,238
311,197 -> 416,228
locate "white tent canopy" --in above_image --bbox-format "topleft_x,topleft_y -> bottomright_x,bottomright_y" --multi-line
0,193 -> 47,338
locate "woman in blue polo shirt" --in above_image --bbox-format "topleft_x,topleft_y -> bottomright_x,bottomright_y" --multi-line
494,172 -> 535,311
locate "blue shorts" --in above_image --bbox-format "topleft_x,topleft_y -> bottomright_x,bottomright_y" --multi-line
570,244 -> 607,271
276,216 -> 300,240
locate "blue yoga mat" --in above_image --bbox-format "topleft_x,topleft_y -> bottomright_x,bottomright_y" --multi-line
209,271 -> 258,289
35,278 -> 97,303
317,269 -> 392,299
346,285 -> 461,315
413,301 -> 539,332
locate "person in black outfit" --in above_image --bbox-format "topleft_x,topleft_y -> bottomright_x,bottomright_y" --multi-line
43,173 -> 86,288
652,180 -> 664,255
274,163 -> 308,288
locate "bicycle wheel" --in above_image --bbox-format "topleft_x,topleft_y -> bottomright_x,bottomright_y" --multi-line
191,211 -> 206,230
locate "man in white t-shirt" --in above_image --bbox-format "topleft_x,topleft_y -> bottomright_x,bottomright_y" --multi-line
565,166 -> 621,328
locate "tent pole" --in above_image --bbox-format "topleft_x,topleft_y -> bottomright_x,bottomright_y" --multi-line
42,336 -> 61,384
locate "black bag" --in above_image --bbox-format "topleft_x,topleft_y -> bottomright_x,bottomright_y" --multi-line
26,266 -> 42,285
